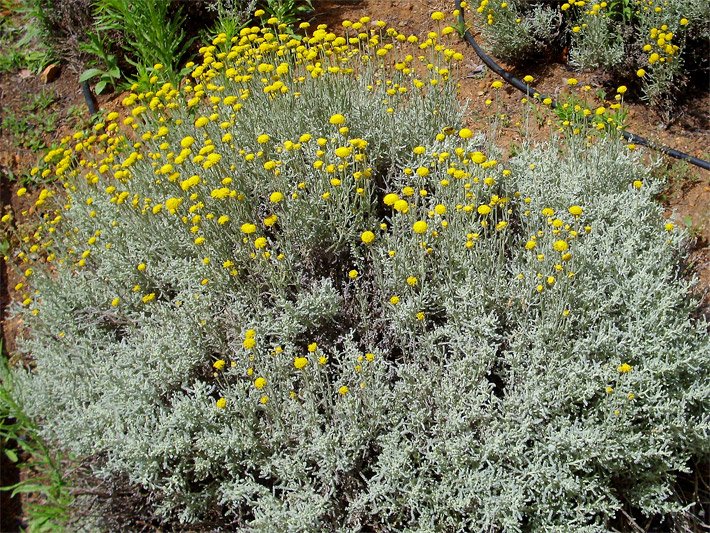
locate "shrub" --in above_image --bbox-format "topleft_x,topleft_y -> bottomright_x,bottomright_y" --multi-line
472,0 -> 710,108
5,15 -> 708,530
474,0 -> 561,62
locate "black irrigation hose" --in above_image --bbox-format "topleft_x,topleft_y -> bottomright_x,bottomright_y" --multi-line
453,0 -> 710,171
81,80 -> 98,116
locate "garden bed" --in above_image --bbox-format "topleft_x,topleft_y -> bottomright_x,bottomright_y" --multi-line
1,0 -> 708,530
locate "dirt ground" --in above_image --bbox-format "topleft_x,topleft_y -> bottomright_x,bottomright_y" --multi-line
0,0 -> 708,528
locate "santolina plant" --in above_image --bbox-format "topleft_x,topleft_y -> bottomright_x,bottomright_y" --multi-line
471,0 -> 710,108
3,12 -> 708,531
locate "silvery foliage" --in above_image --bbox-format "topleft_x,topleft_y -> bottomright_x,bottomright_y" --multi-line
569,13 -> 626,71
11,58 -> 708,531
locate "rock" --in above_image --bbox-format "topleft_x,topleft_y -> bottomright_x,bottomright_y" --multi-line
18,69 -> 32,80
40,63 -> 61,84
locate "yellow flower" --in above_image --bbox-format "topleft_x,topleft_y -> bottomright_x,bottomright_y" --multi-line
416,166 -> 430,177
257,134 -> 270,144
406,276 -> 418,286
329,113 -> 346,125
389,295 -> 400,305
471,152 -> 486,164
348,269 -> 359,279
523,75 -> 534,83
618,362 -> 632,373
553,240 -> 569,252
195,116 -> 209,128
338,385 -> 349,395
459,128 -> 473,139
243,337 -> 256,349
477,204 -> 491,216
431,11 -> 444,20
680,18 -> 688,26
294,356 -> 308,369
213,359 -> 226,371
412,220 -> 428,234
142,293 -> 156,304
241,223 -> 257,234
617,85 -> 627,94
269,191 -> 284,203
636,69 -> 646,77
111,297 -> 121,307
393,200 -> 409,213
633,180 -> 643,189
215,398 -> 227,409
165,197 -> 183,213
254,377 -> 267,389
335,146 -> 352,158
17,187 -> 27,197
361,231 -> 375,244
568,205 -> 583,216
383,193 -> 399,206
308,343 -> 318,353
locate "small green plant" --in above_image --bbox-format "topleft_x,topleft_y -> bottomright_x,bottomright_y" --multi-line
93,0 -> 195,86
204,0 -> 257,49
1,91 -> 59,151
79,31 -> 122,94
607,0 -> 635,24
0,0 -> 55,73
1,351 -> 73,532
257,0 -> 313,27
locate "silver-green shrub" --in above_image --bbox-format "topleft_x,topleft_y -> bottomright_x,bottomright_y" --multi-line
472,0 -> 710,107
7,17 -> 708,531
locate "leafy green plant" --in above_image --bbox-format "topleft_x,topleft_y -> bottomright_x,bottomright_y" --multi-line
258,0 -> 313,27
1,110 -> 58,151
0,0 -> 55,73
607,0 -> 635,24
1,90 -> 59,151
204,0 -> 256,50
93,0 -> 195,85
1,351 -> 73,532
78,31 -> 122,94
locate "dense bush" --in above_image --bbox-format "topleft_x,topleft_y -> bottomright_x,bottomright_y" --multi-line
471,0 -> 710,108
4,15 -> 708,530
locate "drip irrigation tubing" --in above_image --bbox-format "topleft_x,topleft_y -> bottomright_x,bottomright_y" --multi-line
453,0 -> 710,171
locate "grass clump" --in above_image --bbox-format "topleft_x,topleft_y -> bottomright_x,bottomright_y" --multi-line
3,14 -> 708,531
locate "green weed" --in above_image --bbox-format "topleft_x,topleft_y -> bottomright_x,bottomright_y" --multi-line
0,350 -> 73,532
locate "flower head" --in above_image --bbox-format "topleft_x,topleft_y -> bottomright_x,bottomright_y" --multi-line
618,363 -> 632,373
361,231 -> 375,244
412,220 -> 428,234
